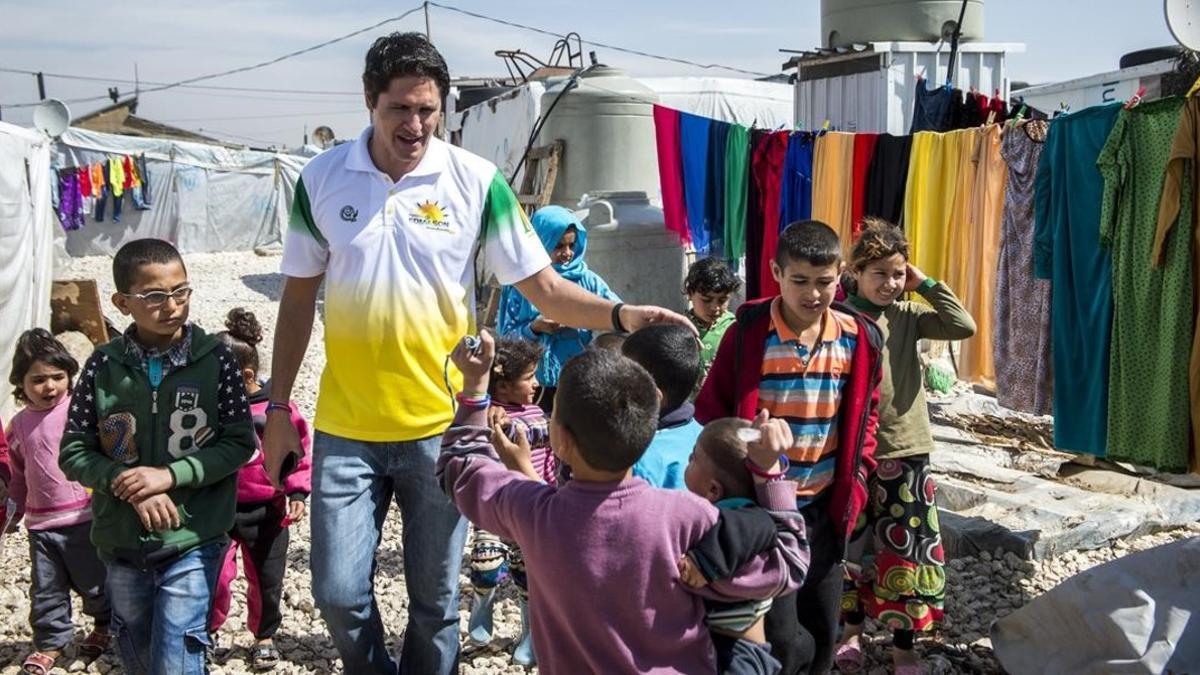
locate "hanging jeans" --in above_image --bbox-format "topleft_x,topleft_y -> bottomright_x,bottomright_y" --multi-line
112,193 -> 124,223
94,187 -> 108,222
131,185 -> 149,210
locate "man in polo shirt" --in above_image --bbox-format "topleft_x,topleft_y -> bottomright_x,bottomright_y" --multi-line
261,32 -> 691,674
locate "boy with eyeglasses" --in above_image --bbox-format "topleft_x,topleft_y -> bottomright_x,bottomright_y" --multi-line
60,238 -> 257,675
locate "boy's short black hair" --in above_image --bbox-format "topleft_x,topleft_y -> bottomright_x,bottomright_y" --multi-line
363,32 -> 451,106
488,337 -> 544,396
695,418 -> 756,500
621,325 -> 701,413
10,328 -> 79,403
112,239 -> 186,293
775,220 -> 842,268
554,349 -> 658,472
685,257 -> 742,296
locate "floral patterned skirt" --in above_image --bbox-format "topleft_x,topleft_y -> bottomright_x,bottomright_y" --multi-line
842,455 -> 946,632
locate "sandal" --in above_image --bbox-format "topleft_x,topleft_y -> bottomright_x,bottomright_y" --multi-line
78,627 -> 111,659
252,642 -> 281,671
22,652 -> 56,675
834,641 -> 865,673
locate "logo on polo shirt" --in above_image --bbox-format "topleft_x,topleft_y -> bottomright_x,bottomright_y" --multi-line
340,206 -> 358,222
411,200 -> 453,233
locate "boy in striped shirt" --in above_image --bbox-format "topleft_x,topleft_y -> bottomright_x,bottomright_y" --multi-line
696,220 -> 884,675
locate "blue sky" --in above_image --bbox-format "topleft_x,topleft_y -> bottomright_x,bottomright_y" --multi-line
0,0 -> 1176,147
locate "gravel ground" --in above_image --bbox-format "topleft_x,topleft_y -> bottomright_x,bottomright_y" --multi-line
2,250 -> 1193,674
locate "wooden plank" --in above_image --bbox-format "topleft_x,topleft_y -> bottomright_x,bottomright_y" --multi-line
51,279 -> 110,345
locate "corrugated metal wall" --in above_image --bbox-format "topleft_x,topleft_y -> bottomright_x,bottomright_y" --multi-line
795,45 -> 1011,135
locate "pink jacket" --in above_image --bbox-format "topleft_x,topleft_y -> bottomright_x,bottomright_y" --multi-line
7,395 -> 92,530
236,390 -> 312,505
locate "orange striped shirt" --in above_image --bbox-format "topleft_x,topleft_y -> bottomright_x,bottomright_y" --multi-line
759,299 -> 858,505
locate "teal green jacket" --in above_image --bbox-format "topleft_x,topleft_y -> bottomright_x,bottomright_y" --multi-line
59,325 -> 256,567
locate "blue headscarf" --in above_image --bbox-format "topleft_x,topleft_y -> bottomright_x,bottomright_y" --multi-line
532,205 -> 589,282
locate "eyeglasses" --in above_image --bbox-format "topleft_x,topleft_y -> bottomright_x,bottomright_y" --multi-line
121,287 -> 193,307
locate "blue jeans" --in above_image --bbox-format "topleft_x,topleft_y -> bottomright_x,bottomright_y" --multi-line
310,431 -> 468,675
105,542 -> 224,675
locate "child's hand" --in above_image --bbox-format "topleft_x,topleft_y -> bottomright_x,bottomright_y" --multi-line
450,331 -> 495,395
746,409 -> 793,475
487,405 -> 510,431
491,420 -> 539,480
287,499 -> 306,523
904,263 -> 929,293
677,554 -> 709,589
112,467 -> 175,503
133,494 -> 180,532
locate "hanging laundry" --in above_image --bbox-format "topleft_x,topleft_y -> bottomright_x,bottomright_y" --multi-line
904,130 -> 965,284
680,112 -> 713,253
947,89 -> 972,130
78,164 -> 92,199
779,131 -> 816,230
56,170 -> 84,231
122,155 -> 134,190
943,128 -> 984,314
706,121 -> 731,257
108,156 -> 126,198
652,105 -> 690,245
745,129 -> 769,299
989,95 -> 1009,124
137,154 -> 153,205
864,134 -> 914,225
1034,103 -> 1121,458
850,133 -> 879,238
749,130 -> 789,298
911,79 -> 953,133
994,122 -> 1053,416
957,124 -> 1007,387
1099,97 -> 1192,473
90,162 -> 104,196
1156,96 -> 1200,473
723,124 -> 751,261
811,131 -> 856,250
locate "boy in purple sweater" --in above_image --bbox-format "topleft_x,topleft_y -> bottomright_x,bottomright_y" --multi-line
438,332 -> 808,674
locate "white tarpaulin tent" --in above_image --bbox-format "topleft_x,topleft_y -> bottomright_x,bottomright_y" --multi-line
0,122 -> 56,421
451,76 -> 793,187
52,128 -> 310,256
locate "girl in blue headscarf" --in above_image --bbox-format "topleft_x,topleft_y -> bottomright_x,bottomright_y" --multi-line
497,206 -> 620,412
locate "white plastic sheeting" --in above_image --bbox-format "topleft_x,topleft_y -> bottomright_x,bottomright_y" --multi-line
992,536 -> 1200,674
454,77 -> 793,187
52,128 -> 309,256
0,122 -> 56,421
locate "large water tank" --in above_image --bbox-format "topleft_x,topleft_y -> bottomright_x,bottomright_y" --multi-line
820,0 -> 985,48
537,66 -> 660,207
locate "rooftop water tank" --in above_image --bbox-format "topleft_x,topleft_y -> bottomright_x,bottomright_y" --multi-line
537,66 -> 660,207
580,192 -> 688,314
820,0 -> 985,48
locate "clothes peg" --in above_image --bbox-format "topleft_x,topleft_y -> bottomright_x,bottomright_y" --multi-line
1188,74 -> 1200,98
1123,85 -> 1146,110
821,119 -> 831,131
986,110 -> 996,126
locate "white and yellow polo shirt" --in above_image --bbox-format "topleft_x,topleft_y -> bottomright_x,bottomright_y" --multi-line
282,127 -> 549,441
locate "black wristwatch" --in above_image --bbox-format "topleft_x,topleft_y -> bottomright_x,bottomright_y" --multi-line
611,303 -> 627,333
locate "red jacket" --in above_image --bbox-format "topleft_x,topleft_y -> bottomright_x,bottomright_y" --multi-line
695,297 -> 883,549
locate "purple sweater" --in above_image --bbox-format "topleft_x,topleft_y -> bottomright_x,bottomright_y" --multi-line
438,400 -> 808,674
7,395 -> 91,531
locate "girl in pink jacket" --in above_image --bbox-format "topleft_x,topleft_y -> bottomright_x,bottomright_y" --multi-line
209,309 -> 312,671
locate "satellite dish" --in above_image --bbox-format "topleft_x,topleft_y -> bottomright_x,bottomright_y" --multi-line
32,98 -> 71,138
313,125 -> 335,149
1166,0 -> 1200,50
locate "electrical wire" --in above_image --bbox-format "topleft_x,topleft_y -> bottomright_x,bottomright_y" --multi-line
0,4 -> 423,108
0,67 -> 360,96
427,2 -> 772,78
157,108 -> 364,123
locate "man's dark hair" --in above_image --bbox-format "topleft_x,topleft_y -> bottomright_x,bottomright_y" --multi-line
363,32 -> 451,106
488,337 -> 544,397
621,325 -> 701,413
112,239 -> 186,293
775,220 -> 842,268
10,328 -> 79,403
554,349 -> 658,472
685,257 -> 742,296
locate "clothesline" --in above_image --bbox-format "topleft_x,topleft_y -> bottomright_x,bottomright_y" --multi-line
53,153 -> 153,231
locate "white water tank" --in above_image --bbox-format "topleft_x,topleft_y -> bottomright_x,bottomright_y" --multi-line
821,0 -> 985,48
538,66 -> 660,207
